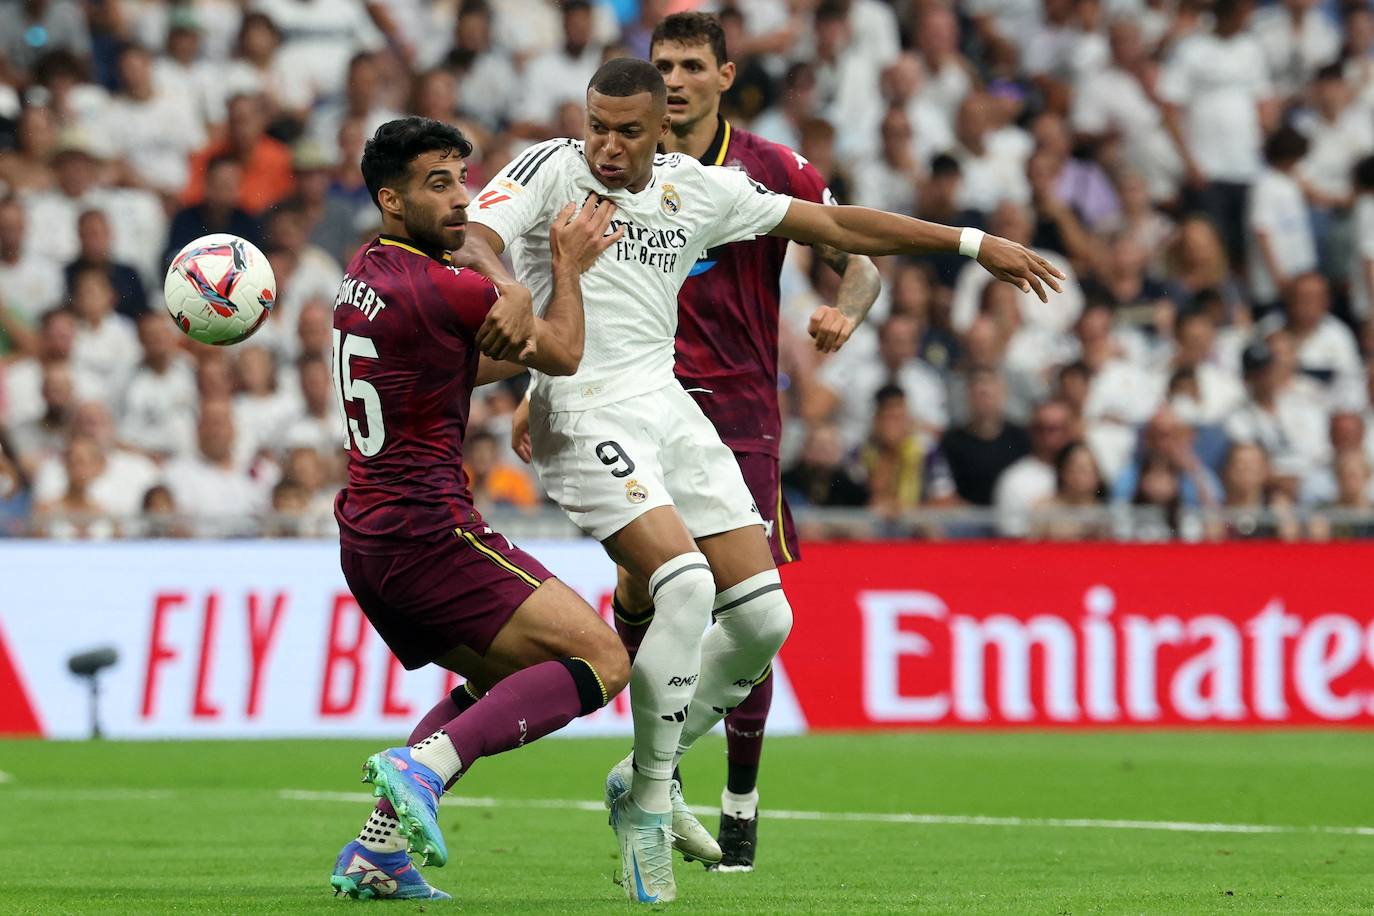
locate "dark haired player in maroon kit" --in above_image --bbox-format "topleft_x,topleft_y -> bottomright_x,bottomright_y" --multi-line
326,116 -> 629,901
509,13 -> 883,871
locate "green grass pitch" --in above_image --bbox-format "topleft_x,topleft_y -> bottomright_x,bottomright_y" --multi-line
2,731 -> 1373,913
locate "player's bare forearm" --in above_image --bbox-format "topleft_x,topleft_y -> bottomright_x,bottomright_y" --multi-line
520,260 -> 584,376
775,200 -> 1065,301
808,244 -> 882,353
476,355 -> 527,386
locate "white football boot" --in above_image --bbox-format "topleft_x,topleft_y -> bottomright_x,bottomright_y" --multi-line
609,792 -> 677,904
606,754 -> 722,865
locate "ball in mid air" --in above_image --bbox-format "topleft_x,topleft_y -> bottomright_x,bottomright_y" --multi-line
164,233 -> 276,346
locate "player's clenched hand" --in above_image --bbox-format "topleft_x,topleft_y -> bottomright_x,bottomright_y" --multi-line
550,195 -> 624,273
808,305 -> 856,353
511,396 -> 532,463
478,277 -> 536,362
977,235 -> 1066,303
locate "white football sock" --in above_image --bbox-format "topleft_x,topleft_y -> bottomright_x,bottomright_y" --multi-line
675,570 -> 792,759
410,729 -> 463,785
629,552 -> 714,813
721,787 -> 760,821
357,808 -> 408,853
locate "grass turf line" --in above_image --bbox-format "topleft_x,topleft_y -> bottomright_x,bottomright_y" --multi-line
2,732 -> 1373,913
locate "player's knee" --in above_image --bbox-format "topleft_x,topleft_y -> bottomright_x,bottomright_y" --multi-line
647,552 -> 716,631
561,638 -> 628,714
715,569 -> 793,654
595,639 -> 631,699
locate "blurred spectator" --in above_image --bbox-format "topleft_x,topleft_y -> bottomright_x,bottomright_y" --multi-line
104,43 -> 205,195
253,0 -> 386,103
1282,272 -> 1362,404
24,129 -> 167,280
1295,63 -> 1372,212
994,398 -> 1074,534
32,434 -> 116,539
782,423 -> 869,508
941,368 -> 1031,506
1159,0 -> 1274,270
63,210 -> 148,321
1031,441 -> 1109,541
183,94 -> 294,217
1246,127 -> 1316,314
120,312 -> 197,460
752,62 -> 817,152
0,195 -> 64,327
513,0 -> 603,136
443,0 -> 520,134
288,140 -> 363,265
1226,338 -> 1330,492
950,90 -> 1031,215
0,0 -> 90,72
850,106 -> 918,215
162,397 -> 268,529
9,360 -> 78,476
69,265 -> 138,404
1131,450 -> 1185,538
1350,155 -> 1374,323
232,345 -> 296,457
811,313 -> 948,451
860,385 -> 955,518
912,5 -> 971,121
1220,441 -> 1300,540
155,20 -> 228,134
1,308 -> 99,428
0,430 -> 32,534
33,400 -> 157,517
0,105 -> 59,193
876,53 -> 955,170
309,52 -> 404,151
281,353 -> 341,453
1112,405 -> 1223,508
164,155 -> 263,268
1158,308 -> 1246,425
1250,0 -> 1340,101
466,431 -> 539,511
222,11 -> 314,123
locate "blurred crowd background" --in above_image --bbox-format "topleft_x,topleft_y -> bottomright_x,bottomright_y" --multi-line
2,0 -> 1374,542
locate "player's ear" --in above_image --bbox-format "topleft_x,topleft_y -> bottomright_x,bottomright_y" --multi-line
377,186 -> 404,220
658,112 -> 671,141
718,60 -> 736,94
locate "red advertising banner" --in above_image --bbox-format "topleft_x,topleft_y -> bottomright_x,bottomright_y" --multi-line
779,542 -> 1374,728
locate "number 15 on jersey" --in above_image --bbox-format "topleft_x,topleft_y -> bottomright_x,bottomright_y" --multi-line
332,328 -> 386,457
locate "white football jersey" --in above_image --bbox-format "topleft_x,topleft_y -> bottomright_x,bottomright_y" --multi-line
468,138 -> 793,413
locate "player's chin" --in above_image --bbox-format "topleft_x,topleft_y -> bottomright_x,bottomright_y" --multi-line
444,225 -> 467,250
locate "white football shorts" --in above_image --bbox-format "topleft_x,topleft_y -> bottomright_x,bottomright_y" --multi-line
529,381 -> 764,542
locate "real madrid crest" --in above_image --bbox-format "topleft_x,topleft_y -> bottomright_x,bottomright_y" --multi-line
660,183 -> 681,216
625,479 -> 649,504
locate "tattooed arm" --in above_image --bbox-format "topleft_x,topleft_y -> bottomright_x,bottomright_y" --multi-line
806,243 -> 883,353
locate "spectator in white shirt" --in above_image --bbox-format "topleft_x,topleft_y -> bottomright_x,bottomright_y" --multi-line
0,196 -> 64,328
1296,63 -> 1374,210
280,352 -> 343,453
33,400 -> 158,515
154,20 -> 228,135
69,266 -> 140,409
512,0 -> 603,136
1159,0 -> 1275,269
1157,308 -> 1247,424
1246,127 -> 1317,313
751,62 -> 819,153
994,398 -> 1075,535
8,360 -> 77,477
222,11 -> 316,124
1350,155 -> 1374,322
252,0 -> 386,102
811,1 -> 883,159
104,44 -> 207,196
440,0 -> 520,133
850,106 -> 919,215
309,51 -> 404,151
1283,272 -> 1363,405
876,54 -> 955,170
120,312 -> 198,460
163,396 -> 269,533
233,345 -> 299,457
951,90 -> 1032,214
2,309 -> 100,428
913,5 -> 972,121
1249,0 -> 1341,101
1226,337 -> 1330,493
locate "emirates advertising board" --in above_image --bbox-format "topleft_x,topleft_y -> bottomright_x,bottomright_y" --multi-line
2,541 -> 1373,738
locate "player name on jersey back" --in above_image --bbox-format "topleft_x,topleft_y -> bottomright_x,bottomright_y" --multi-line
469,139 -> 792,414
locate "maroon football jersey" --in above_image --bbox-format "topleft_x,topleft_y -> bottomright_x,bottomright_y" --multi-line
332,235 -> 499,554
674,119 -> 833,458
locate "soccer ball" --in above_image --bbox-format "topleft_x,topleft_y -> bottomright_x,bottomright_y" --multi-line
164,233 -> 276,346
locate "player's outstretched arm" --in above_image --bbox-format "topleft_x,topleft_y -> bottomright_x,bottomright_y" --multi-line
772,200 -> 1066,302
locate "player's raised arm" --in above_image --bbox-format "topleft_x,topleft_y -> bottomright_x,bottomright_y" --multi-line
772,199 -> 1066,303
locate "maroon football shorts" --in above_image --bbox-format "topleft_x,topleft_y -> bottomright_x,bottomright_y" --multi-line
340,525 -> 554,670
733,450 -> 800,566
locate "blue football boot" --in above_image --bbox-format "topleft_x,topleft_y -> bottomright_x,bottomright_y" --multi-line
329,840 -> 451,900
362,747 -> 448,867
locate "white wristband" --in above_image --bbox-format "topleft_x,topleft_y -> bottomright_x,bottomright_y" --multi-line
958,227 -> 985,259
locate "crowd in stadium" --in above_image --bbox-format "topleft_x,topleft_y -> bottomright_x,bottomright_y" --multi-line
1,0 -> 1373,541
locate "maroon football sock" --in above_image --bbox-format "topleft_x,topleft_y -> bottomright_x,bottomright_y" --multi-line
437,659 -> 601,782
612,592 -> 653,662
376,683 -> 482,817
724,669 -> 774,793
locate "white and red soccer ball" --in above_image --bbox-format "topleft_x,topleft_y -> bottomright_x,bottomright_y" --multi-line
163,233 -> 276,346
